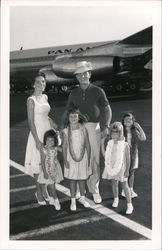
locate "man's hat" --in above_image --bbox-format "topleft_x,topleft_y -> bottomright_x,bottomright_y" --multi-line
74,61 -> 92,75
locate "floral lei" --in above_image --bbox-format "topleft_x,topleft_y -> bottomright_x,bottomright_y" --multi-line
105,139 -> 125,176
68,125 -> 86,162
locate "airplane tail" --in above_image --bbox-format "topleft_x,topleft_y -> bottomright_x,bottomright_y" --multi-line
119,26 -> 152,45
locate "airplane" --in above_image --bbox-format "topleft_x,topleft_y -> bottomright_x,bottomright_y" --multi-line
10,26 -> 152,94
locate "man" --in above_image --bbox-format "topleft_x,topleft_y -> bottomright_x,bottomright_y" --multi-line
62,61 -> 112,203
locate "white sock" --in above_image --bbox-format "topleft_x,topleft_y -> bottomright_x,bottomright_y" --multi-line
71,198 -> 76,204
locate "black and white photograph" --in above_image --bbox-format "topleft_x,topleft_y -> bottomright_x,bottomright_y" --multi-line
0,0 -> 161,249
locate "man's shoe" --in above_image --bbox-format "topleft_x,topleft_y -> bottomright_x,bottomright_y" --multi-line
126,203 -> 134,214
112,198 -> 119,208
131,190 -> 138,198
93,193 -> 102,204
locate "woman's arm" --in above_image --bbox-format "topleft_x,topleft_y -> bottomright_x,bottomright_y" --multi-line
62,131 -> 69,169
84,128 -> 91,166
134,122 -> 146,141
27,98 -> 42,151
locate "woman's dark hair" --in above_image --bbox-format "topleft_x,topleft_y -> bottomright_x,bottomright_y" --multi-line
31,74 -> 46,87
64,105 -> 89,128
43,129 -> 58,146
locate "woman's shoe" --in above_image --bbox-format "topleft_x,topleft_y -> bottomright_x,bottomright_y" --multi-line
35,192 -> 46,206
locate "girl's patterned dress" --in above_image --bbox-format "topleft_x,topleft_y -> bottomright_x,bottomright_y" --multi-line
38,147 -> 63,185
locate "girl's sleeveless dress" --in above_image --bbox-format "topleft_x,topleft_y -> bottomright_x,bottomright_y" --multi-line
38,147 -> 63,185
102,139 -> 130,182
24,95 -> 51,176
63,127 -> 92,180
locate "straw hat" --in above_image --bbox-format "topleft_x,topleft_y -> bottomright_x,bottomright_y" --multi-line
74,61 -> 92,75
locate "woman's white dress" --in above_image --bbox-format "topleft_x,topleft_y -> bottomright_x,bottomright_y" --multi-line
24,95 -> 51,176
63,127 -> 92,180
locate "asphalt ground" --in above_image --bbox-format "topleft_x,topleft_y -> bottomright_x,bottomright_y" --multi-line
10,91 -> 152,240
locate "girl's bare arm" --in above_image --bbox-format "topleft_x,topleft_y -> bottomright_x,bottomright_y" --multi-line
134,122 -> 146,141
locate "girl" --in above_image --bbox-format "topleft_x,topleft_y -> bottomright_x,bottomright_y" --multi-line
102,122 -> 133,214
62,107 -> 92,211
121,113 -> 146,198
24,75 -> 58,205
38,129 -> 63,210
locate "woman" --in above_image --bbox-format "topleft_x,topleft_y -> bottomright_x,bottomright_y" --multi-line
24,75 -> 57,205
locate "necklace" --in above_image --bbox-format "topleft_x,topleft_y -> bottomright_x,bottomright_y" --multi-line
68,125 -> 86,162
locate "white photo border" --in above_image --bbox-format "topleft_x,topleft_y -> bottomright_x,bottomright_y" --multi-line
0,0 -> 161,249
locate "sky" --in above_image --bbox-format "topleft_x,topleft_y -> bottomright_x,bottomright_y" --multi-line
9,2 -> 157,51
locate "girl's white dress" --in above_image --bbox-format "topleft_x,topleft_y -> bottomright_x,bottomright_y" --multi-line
102,139 -> 130,182
63,127 -> 92,180
38,147 -> 63,185
24,95 -> 51,176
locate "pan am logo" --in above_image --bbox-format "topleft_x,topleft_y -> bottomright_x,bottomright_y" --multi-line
48,47 -> 91,55
48,49 -> 72,55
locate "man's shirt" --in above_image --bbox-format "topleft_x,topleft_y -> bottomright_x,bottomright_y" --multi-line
66,84 -> 109,123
